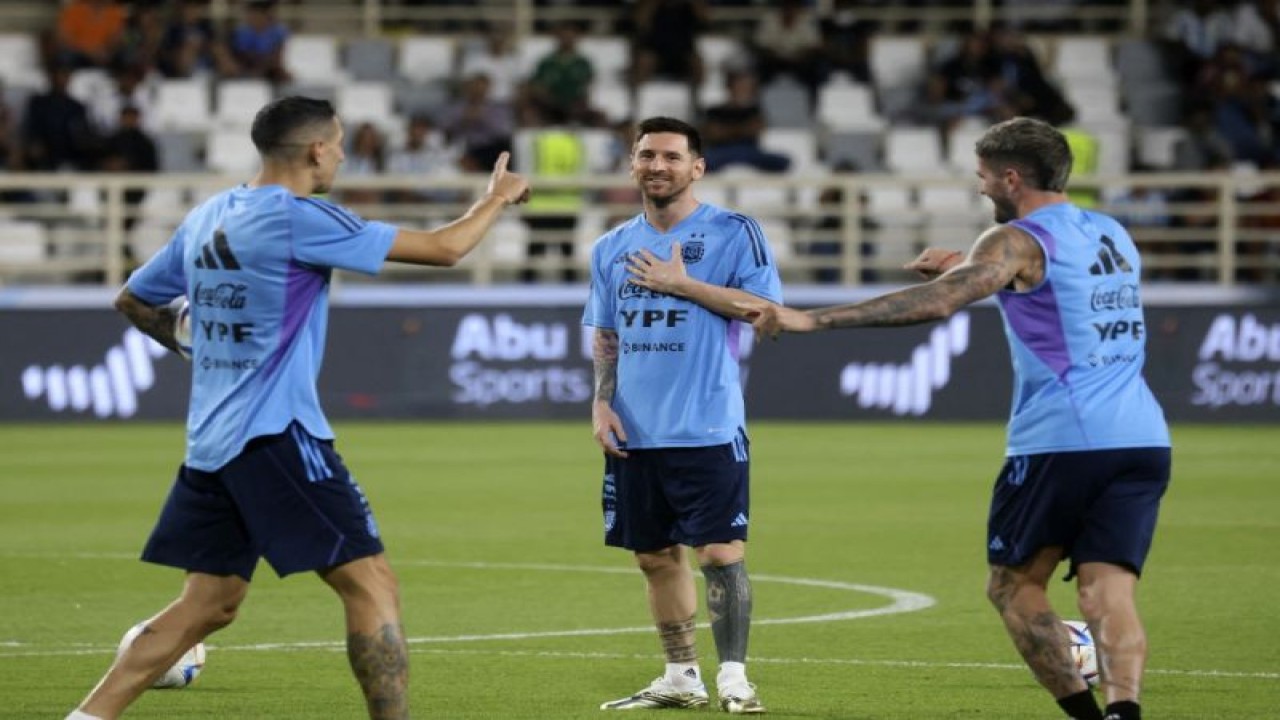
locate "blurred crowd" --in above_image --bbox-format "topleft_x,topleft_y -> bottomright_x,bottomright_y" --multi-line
0,0 -> 1276,283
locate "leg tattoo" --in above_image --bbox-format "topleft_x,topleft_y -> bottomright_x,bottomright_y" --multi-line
702,561 -> 752,664
658,616 -> 699,664
347,623 -> 409,720
989,568 -> 1081,696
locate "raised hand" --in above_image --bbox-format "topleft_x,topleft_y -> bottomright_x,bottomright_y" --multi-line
486,151 -> 531,205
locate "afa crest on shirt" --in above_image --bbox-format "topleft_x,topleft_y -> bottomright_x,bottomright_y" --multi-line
681,241 -> 705,264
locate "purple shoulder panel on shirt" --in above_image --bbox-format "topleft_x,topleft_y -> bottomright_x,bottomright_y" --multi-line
998,219 -> 1071,379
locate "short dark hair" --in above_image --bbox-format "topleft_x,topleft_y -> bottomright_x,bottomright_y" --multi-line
635,116 -> 702,157
250,96 -> 336,159
975,117 -> 1072,192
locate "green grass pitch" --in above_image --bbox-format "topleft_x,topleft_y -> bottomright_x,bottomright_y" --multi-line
0,421 -> 1276,719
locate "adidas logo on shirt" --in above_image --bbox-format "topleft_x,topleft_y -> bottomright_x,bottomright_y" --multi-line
988,536 -> 1005,552
1088,235 -> 1133,276
730,513 -> 748,528
194,229 -> 241,270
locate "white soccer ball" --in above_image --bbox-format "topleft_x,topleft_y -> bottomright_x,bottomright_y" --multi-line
1064,619 -> 1099,687
170,296 -> 192,359
117,623 -> 206,689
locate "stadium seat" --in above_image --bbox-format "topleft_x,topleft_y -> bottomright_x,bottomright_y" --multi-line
336,81 -> 397,131
1063,84 -> 1123,124
1114,39 -> 1167,85
1135,126 -> 1188,169
516,34 -> 556,77
754,217 -> 794,262
398,35 -> 457,85
573,207 -> 609,260
824,130 -> 882,172
0,220 -> 48,265
206,130 -> 260,175
486,216 -> 531,264
346,37 -> 397,82
214,79 -> 273,129
589,83 -> 633,125
0,33 -> 43,89
578,36 -> 630,87
1124,82 -> 1183,127
285,34 -> 344,86
761,77 -> 812,129
761,128 -> 818,174
152,79 -> 213,132
720,166 -> 789,213
817,81 -> 883,132
696,180 -> 731,208
946,121 -> 987,175
698,35 -> 747,76
1052,36 -> 1114,85
869,36 -> 927,93
67,68 -> 114,107
635,81 -> 693,122
884,127 -> 944,175
578,128 -> 617,174
154,131 -> 206,173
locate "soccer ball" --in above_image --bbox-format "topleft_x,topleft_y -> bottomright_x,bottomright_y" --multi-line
170,296 -> 193,359
1064,620 -> 1099,687
117,623 -> 206,689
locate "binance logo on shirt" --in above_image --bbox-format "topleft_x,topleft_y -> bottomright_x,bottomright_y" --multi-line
194,230 -> 241,270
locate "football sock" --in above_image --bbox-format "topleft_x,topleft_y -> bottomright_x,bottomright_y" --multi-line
701,560 -> 752,664
1104,700 -> 1141,720
1057,690 -> 1104,719
65,711 -> 103,720
717,660 -> 747,687
665,662 -> 702,688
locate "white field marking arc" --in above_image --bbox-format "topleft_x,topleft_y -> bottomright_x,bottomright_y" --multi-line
4,557 -> 1278,682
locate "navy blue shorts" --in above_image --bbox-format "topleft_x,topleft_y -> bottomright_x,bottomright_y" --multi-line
142,423 -> 384,581
602,435 -> 751,553
987,447 -> 1171,578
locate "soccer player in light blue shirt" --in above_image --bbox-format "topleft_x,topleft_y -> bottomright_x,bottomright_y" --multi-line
741,117 -> 1169,720
586,117 -> 781,714
67,96 -> 529,720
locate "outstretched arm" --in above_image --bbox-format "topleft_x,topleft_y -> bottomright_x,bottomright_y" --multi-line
626,242 -> 769,320
591,328 -> 629,458
384,151 -> 531,267
742,224 -> 1042,338
114,288 -> 184,356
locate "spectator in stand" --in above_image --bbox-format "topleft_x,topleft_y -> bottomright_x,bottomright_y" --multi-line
459,23 -> 522,104
1172,103 -> 1235,171
1162,0 -> 1235,84
159,0 -> 239,79
340,122 -> 387,206
438,73 -> 514,170
22,64 -> 100,172
0,84 -> 35,203
750,0 -> 824,102
1202,45 -> 1280,166
819,0 -> 873,84
630,0 -> 708,87
230,0 -> 291,84
99,105 -> 159,235
937,31 -> 1008,122
386,114 -> 464,204
115,2 -> 166,75
525,21 -> 600,127
991,26 -> 1075,126
1232,0 -> 1280,78
87,65 -> 156,135
701,70 -> 791,174
55,0 -> 128,70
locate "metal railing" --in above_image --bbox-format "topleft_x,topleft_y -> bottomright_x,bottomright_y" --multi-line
0,170 -> 1275,288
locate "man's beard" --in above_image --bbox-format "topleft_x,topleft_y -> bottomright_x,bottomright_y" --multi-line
991,196 -> 1017,223
641,176 -> 687,208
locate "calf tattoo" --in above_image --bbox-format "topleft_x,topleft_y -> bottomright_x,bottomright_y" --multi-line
658,616 -> 699,664
347,623 -> 410,720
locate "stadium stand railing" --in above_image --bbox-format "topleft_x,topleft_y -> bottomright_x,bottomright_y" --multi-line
0,171 -> 1275,288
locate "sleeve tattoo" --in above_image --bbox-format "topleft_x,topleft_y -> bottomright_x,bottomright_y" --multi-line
592,329 -> 620,403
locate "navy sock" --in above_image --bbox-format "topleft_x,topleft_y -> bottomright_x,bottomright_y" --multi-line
1056,690 -> 1103,719
1104,700 -> 1141,720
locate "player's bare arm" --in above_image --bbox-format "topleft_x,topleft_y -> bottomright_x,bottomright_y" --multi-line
591,328 -> 628,458
385,151 -> 530,266
626,242 -> 765,319
114,287 -> 184,356
742,225 -> 1042,338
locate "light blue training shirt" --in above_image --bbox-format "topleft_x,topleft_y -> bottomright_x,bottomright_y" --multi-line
126,185 -> 396,471
1000,202 -> 1170,455
583,203 -> 783,449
